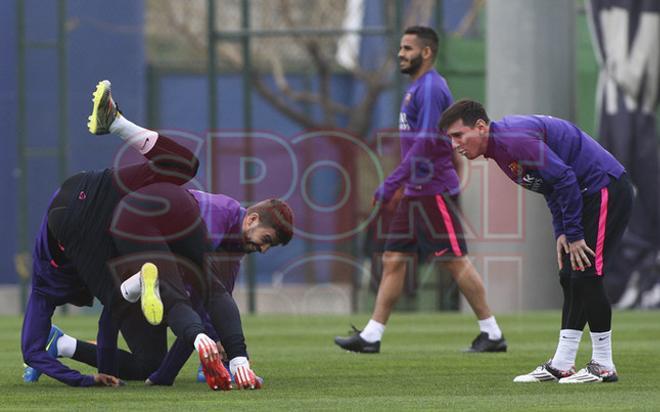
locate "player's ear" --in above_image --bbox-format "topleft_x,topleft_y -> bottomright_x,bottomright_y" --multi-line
422,46 -> 432,60
247,212 -> 261,226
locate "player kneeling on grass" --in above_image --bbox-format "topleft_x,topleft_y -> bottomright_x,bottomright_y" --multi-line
440,100 -> 633,383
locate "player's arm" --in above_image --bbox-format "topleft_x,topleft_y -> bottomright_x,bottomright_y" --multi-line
207,283 -> 261,389
146,337 -> 194,386
507,137 -> 583,241
545,191 -> 565,240
376,135 -> 433,203
536,155 -> 583,243
545,192 -> 570,270
511,139 -> 593,270
96,305 -> 120,376
21,292 -> 97,387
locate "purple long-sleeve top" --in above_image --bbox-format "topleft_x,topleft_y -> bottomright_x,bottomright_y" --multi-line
21,195 -> 96,387
375,69 -> 459,202
484,115 -> 625,242
189,190 -> 246,293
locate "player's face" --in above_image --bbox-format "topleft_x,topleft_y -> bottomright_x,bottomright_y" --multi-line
446,119 -> 489,160
242,213 -> 278,254
398,34 -> 425,75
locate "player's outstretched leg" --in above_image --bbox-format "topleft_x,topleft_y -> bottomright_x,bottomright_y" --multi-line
23,325 -> 64,382
513,359 -> 575,383
87,80 -> 120,135
140,262 -> 163,326
558,360 -> 618,384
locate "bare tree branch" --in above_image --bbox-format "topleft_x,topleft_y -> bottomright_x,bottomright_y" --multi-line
454,0 -> 485,37
277,0 -> 336,125
149,0 -> 435,138
250,71 -> 330,131
271,56 -> 351,115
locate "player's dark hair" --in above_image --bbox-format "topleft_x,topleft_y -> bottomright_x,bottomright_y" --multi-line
247,199 -> 294,245
404,26 -> 439,58
439,99 -> 490,131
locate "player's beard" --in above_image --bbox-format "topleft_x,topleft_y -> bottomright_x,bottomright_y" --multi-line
400,53 -> 423,75
242,227 -> 260,254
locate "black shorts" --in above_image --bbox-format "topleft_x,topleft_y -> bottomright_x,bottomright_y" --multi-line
559,173 -> 634,278
383,194 -> 468,259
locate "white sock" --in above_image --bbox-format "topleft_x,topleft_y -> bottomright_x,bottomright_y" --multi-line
477,316 -> 502,340
56,334 -> 77,358
551,329 -> 583,371
109,115 -> 158,154
591,330 -> 614,370
120,271 -> 142,303
359,319 -> 385,343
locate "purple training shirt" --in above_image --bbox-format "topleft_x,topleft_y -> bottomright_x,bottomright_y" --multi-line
484,115 -> 625,242
375,69 -> 458,202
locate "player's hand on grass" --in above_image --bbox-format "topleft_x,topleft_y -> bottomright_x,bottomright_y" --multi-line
93,373 -> 122,387
195,333 -> 220,362
568,239 -> 595,272
229,357 -> 262,390
196,334 -> 231,391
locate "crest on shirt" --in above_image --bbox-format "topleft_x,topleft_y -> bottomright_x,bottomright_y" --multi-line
403,92 -> 412,106
508,162 -> 522,176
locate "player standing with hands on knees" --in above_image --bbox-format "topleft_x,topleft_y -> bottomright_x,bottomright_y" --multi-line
440,99 -> 633,383
335,26 -> 506,354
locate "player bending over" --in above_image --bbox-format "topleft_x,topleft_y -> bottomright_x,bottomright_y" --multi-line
440,99 -> 633,383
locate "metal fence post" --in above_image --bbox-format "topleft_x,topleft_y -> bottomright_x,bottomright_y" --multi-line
241,0 -> 257,315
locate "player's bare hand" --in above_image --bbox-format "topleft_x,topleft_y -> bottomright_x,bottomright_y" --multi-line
229,357 -> 262,390
556,235 -> 569,269
93,373 -> 122,387
373,197 -> 393,214
568,239 -> 595,272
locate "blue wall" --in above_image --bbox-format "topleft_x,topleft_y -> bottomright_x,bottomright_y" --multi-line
1,0 -> 145,283
0,1 -> 19,284
1,0 -> 467,286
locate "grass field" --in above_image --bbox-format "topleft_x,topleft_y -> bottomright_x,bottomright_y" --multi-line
1,311 -> 659,411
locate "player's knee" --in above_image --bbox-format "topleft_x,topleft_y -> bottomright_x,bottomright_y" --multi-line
382,252 -> 408,273
442,256 -> 470,276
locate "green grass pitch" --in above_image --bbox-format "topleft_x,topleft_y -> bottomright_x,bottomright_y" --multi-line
1,311 -> 659,411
